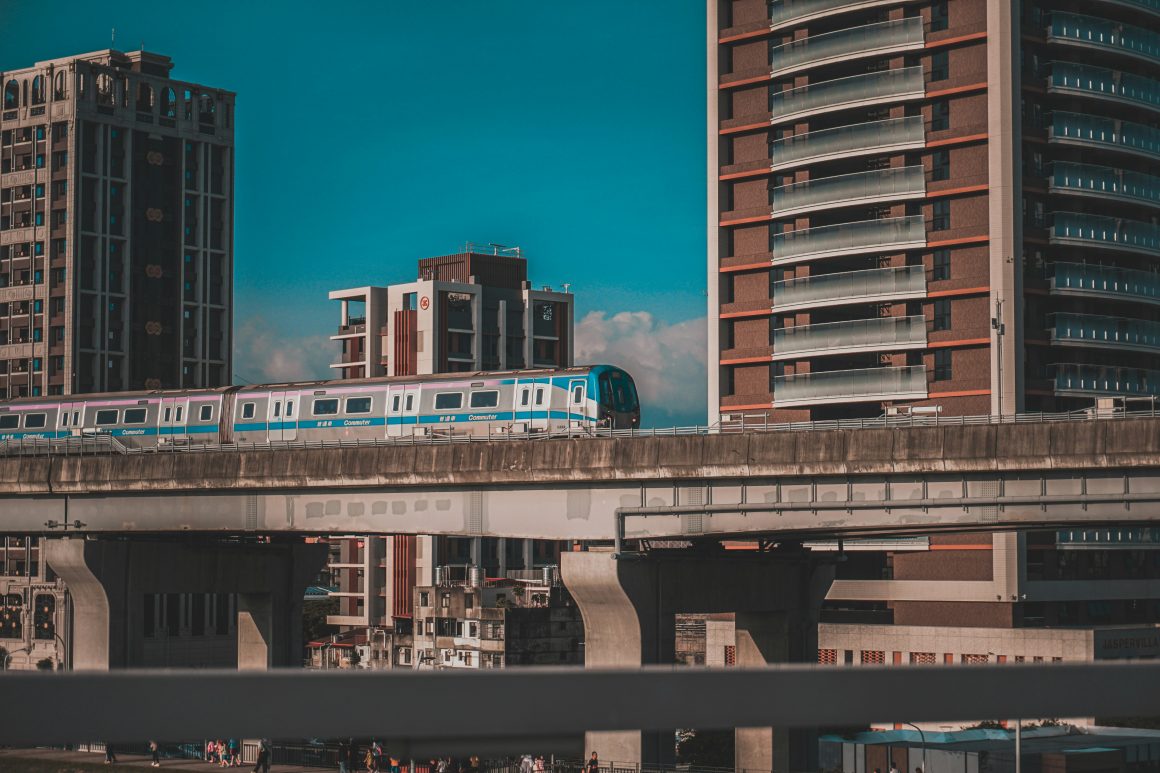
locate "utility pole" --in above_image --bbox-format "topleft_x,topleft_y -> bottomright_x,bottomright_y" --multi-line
992,297 -> 1005,419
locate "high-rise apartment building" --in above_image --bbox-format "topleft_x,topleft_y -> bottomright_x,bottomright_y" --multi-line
325,246 -> 572,658
708,1 -> 1160,692
710,0 -> 1160,424
0,50 -> 233,669
1,49 -> 233,397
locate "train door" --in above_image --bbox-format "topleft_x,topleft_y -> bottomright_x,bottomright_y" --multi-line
159,396 -> 189,440
568,378 -> 588,429
401,384 -> 421,434
386,385 -> 405,438
267,390 -> 298,442
514,380 -> 533,432
57,400 -> 83,437
530,381 -> 550,432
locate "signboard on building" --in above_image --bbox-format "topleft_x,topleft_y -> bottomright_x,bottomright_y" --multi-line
1094,627 -> 1160,659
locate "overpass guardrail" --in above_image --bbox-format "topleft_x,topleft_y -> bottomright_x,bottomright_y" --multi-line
0,407 -> 1157,457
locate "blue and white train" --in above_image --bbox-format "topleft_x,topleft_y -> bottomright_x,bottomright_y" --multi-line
0,365 -> 641,448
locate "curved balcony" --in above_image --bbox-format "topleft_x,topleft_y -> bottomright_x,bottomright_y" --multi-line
766,0 -> 923,33
770,18 -> 924,79
1048,12 -> 1160,67
1049,111 -> 1160,163
772,166 -> 925,220
1089,0 -> 1160,20
1049,312 -> 1160,353
770,67 -> 924,126
1051,212 -> 1160,257
773,365 -> 928,407
772,315 -> 927,360
1050,262 -> 1160,306
1050,362 -> 1160,397
1048,63 -> 1160,117
1049,162 -> 1160,208
770,116 -> 925,173
772,216 -> 927,265
772,265 -> 927,313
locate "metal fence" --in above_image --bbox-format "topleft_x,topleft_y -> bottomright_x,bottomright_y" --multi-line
0,405 -> 1157,458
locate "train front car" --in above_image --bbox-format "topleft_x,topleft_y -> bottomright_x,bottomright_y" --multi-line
593,365 -> 640,430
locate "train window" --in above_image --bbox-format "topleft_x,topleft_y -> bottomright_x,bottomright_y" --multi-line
405,394 -> 414,412
24,413 -> 46,428
434,393 -> 462,411
95,409 -> 118,425
346,397 -> 372,414
520,390 -> 530,407
312,398 -> 339,416
273,402 -> 281,418
535,388 -> 545,406
241,402 -> 256,420
199,405 -> 213,422
572,385 -> 584,404
73,411 -> 79,426
0,415 -> 17,430
175,406 -> 184,422
163,407 -> 171,422
124,408 -> 146,424
470,391 -> 499,409
61,412 -> 69,427
391,395 -> 401,412
286,400 -> 295,418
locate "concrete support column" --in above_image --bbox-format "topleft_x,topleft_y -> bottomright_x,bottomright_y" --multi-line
237,594 -> 273,670
43,539 -> 129,670
561,549 -> 834,773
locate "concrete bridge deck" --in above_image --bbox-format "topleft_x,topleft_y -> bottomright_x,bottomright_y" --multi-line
0,417 -> 1157,539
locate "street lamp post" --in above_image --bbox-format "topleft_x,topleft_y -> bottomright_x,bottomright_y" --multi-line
901,722 -> 927,773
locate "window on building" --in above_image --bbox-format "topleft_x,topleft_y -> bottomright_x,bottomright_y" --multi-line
933,299 -> 951,331
932,200 -> 951,231
931,100 -> 949,131
932,150 -> 950,181
930,51 -> 949,82
934,349 -> 952,380
419,592 -> 430,607
434,393 -> 463,411
932,249 -> 950,281
931,0 -> 948,31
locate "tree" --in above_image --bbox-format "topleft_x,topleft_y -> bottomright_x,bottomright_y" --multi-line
35,657 -> 54,670
677,729 -> 734,768
303,597 -> 340,645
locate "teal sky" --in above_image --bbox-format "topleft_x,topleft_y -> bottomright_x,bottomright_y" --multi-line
1,0 -> 710,426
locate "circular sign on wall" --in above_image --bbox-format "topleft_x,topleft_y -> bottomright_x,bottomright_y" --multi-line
419,296 -> 430,310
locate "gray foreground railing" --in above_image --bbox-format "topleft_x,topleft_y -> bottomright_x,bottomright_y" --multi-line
1,663 -> 1158,751
0,406 -> 1157,457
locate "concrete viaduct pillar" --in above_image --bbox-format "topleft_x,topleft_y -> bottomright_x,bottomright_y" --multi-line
560,549 -> 834,773
44,538 -> 327,670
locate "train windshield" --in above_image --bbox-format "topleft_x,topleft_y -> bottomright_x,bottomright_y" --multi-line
599,368 -> 639,414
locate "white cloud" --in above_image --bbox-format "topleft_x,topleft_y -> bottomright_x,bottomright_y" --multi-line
574,311 -> 707,428
232,316 -> 335,385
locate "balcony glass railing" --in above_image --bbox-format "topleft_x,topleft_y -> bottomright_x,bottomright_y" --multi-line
773,365 -> 928,406
1049,312 -> 1160,352
1051,362 -> 1160,396
1049,63 -> 1160,115
772,215 -> 926,263
1049,12 -> 1160,65
1050,262 -> 1160,305
770,116 -> 925,171
768,0 -> 911,30
772,166 -> 925,218
1050,111 -> 1160,161
772,265 -> 927,312
772,315 -> 927,359
1096,0 -> 1160,17
1051,212 -> 1160,255
770,67 -> 924,124
770,17 -> 924,77
1050,162 -> 1160,207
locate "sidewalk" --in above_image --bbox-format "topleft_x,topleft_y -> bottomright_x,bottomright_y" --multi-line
0,748 -> 335,772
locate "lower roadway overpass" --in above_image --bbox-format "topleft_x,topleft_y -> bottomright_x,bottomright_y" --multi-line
0,415 -> 1158,540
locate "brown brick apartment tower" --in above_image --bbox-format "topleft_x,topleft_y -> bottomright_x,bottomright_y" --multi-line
1,50 -> 234,396
710,0 -> 1160,424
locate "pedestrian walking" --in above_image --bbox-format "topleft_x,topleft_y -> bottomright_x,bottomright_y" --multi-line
520,754 -> 533,773
252,739 -> 271,773
104,743 -> 117,764
230,738 -> 241,767
338,739 -> 350,773
889,761 -> 899,773
534,756 -> 545,773
585,752 -> 599,773
149,739 -> 160,767
207,740 -> 216,763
